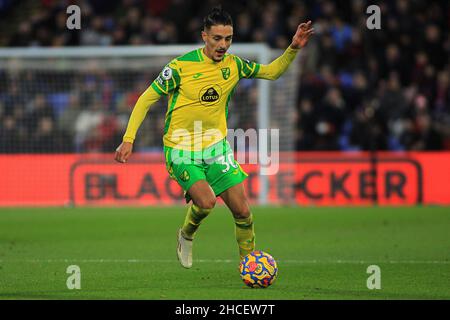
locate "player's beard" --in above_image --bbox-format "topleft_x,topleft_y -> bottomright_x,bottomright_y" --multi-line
215,48 -> 227,61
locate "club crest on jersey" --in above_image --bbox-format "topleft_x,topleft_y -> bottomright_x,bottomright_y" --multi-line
161,67 -> 172,80
221,67 -> 230,80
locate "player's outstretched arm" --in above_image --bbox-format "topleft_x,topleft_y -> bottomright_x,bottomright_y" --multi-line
114,86 -> 161,163
255,21 -> 314,80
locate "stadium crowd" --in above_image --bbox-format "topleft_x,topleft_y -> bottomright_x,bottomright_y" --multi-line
0,0 -> 449,153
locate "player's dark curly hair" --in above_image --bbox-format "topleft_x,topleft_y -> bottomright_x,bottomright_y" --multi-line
203,6 -> 233,30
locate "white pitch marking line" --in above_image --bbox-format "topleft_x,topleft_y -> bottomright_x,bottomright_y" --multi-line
0,259 -> 449,264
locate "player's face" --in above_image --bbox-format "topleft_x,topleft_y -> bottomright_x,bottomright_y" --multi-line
202,25 -> 233,62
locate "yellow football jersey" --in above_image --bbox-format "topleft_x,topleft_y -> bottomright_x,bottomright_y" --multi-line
123,46 -> 299,151
151,48 -> 260,151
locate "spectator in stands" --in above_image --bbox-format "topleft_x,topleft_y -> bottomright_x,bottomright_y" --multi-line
0,115 -> 22,153
378,72 -> 408,124
350,103 -> 388,151
8,22 -> 33,47
30,116 -> 73,153
313,87 -> 347,150
58,93 -> 82,136
410,112 -> 443,151
74,100 -> 104,152
84,114 -> 121,152
24,94 -> 55,136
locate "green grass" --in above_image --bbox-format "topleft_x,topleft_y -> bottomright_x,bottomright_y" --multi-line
0,206 -> 449,299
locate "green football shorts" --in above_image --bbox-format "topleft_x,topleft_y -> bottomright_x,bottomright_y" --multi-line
164,139 -> 248,202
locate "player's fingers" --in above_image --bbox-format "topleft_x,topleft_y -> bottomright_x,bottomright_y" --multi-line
122,150 -> 131,163
303,27 -> 314,34
115,150 -> 126,163
297,26 -> 313,39
300,21 -> 311,30
115,144 -> 126,163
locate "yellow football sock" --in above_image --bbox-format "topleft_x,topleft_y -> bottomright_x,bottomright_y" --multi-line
181,204 -> 211,240
234,214 -> 255,259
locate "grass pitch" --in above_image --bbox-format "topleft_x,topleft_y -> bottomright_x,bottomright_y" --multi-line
0,206 -> 449,300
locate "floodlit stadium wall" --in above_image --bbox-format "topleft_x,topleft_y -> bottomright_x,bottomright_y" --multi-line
0,152 -> 449,207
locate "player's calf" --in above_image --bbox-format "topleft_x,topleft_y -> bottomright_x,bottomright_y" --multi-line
181,204 -> 212,240
234,212 -> 255,260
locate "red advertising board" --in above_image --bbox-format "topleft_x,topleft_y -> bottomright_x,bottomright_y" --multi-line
0,152 -> 449,206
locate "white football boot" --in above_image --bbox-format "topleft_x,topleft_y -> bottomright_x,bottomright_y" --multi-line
177,229 -> 193,268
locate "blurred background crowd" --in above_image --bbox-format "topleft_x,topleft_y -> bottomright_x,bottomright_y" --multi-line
0,0 -> 449,153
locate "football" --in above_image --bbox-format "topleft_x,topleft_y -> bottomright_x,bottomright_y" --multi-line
239,251 -> 278,288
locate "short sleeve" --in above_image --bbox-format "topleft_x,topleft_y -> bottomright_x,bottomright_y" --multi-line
234,56 -> 261,79
150,60 -> 181,95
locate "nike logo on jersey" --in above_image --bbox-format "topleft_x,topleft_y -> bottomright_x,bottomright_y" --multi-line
193,73 -> 203,79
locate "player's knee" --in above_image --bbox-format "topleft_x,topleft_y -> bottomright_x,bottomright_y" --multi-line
195,197 -> 216,210
233,205 -> 251,220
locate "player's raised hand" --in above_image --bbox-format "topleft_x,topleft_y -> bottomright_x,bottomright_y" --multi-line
115,141 -> 133,163
290,20 -> 314,49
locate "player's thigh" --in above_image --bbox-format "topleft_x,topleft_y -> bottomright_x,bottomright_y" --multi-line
219,182 -> 251,219
165,147 -> 213,206
205,143 -> 249,216
187,180 -> 216,209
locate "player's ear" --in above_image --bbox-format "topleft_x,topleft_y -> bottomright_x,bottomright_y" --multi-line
201,30 -> 207,43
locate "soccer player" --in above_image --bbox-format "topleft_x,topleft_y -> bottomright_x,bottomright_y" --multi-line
115,8 -> 314,268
